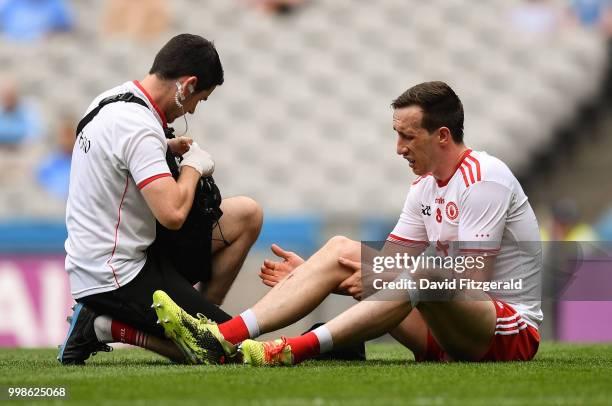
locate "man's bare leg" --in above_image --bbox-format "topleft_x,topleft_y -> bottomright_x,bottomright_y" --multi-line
274,290 -> 496,364
389,296 -> 496,361
237,256 -> 496,365
326,299 -> 414,344
238,291 -> 417,365
144,196 -> 263,359
252,236 -> 361,332
141,335 -> 185,362
210,234 -> 493,363
389,309 -> 429,357
213,236 -> 361,345
201,196 -> 263,305
416,298 -> 496,359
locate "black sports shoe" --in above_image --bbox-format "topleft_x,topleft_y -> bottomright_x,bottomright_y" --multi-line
57,303 -> 112,365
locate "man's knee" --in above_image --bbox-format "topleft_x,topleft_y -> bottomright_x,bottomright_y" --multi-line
411,264 -> 454,284
409,266 -> 457,304
323,235 -> 359,258
233,196 -> 263,235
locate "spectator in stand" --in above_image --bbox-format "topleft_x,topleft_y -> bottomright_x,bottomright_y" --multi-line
36,116 -> 75,200
242,0 -> 309,16
101,0 -> 172,44
566,0 -> 612,36
595,206 -> 612,240
508,0 -> 561,37
543,199 -> 599,241
565,0 -> 612,99
0,0 -> 73,42
0,78 -> 41,148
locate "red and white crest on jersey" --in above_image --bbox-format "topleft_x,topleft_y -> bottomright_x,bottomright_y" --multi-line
445,201 -> 458,220
459,151 -> 482,188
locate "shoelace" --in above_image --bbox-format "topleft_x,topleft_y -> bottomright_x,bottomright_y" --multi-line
265,337 -> 289,362
196,313 -> 214,324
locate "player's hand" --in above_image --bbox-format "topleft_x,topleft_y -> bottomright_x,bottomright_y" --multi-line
179,142 -> 215,176
336,257 -> 363,301
259,244 -> 305,288
167,136 -> 193,156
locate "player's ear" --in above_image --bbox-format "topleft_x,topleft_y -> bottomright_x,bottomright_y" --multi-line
185,76 -> 197,95
437,127 -> 452,145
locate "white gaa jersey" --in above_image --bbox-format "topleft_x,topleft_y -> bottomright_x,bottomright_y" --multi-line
65,80 -> 171,299
388,149 -> 543,329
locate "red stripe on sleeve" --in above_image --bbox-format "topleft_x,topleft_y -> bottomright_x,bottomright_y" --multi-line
137,173 -> 172,189
387,234 -> 429,247
388,234 -> 422,243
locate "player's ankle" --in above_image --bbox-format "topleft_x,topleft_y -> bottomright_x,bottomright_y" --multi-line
219,309 -> 260,345
110,319 -> 148,347
93,315 -> 113,343
286,326 -> 333,364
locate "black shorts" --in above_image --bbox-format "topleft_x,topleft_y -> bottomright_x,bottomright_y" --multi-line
78,241 -> 232,338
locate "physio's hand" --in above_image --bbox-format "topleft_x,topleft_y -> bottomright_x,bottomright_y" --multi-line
259,244 -> 305,288
179,142 -> 214,176
167,136 -> 193,156
336,257 -> 363,301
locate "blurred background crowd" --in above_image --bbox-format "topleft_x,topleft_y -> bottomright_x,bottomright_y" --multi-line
0,0 -> 611,346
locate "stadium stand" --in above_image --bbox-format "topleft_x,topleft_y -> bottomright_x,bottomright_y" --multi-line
0,0 -> 607,222
1,0 -> 611,348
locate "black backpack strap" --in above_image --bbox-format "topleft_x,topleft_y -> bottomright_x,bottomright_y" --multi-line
76,92 -> 150,137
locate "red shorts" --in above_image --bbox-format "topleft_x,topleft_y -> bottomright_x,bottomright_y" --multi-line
416,300 -> 540,362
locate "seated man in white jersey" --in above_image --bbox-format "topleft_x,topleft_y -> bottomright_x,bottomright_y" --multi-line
150,81 -> 543,365
57,34 -> 263,365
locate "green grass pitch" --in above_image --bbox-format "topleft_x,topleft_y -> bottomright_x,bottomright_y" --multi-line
1,343 -> 612,405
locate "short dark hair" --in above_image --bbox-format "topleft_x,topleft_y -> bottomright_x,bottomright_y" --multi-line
391,81 -> 464,143
149,34 -> 224,92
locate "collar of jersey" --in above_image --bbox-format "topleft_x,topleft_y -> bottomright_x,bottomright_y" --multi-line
435,148 -> 472,188
132,80 -> 168,128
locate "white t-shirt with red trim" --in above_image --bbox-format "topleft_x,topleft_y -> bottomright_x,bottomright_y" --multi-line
65,81 -> 171,299
388,149 -> 543,328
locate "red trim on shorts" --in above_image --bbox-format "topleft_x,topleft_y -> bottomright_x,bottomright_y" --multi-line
388,234 -> 423,243
416,299 -> 540,363
106,175 -> 130,288
137,173 -> 172,189
480,300 -> 540,361
436,149 -> 472,187
133,80 -> 168,128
